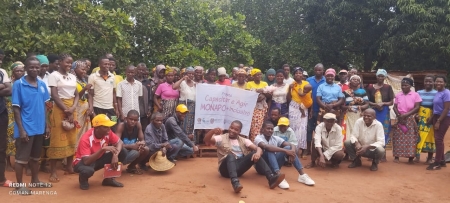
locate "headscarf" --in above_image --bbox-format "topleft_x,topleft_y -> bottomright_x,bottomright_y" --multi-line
11,61 -> 24,70
349,75 -> 361,81
292,67 -> 304,75
237,69 -> 247,75
180,68 -> 186,75
154,64 -> 166,83
264,68 -> 276,86
165,66 -> 174,75
401,77 -> 414,86
171,67 -> 180,74
194,66 -> 204,71
376,69 -> 387,77
250,68 -> 261,76
324,68 -> 336,76
186,66 -> 195,72
36,55 -> 49,65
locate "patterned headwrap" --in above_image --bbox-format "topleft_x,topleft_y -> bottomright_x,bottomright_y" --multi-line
325,68 -> 336,76
401,77 -> 414,86
376,69 -> 387,77
237,69 -> 247,75
292,67 -> 304,75
36,55 -> 49,65
186,66 -> 195,72
349,75 -> 361,81
194,66 -> 204,71
11,61 -> 24,70
250,68 -> 261,76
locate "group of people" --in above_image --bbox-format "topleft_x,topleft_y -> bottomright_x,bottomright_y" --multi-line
0,49 -> 449,194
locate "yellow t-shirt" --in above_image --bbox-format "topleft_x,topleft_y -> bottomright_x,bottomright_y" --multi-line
291,80 -> 313,108
231,82 -> 247,90
114,75 -> 124,87
246,81 -> 268,90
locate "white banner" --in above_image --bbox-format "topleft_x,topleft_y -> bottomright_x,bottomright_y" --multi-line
194,84 -> 258,136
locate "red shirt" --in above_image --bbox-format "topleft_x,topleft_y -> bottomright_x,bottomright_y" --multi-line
72,128 -> 120,166
216,79 -> 231,86
338,82 -> 349,92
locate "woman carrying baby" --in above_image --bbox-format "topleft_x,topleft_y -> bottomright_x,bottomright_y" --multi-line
341,75 -> 369,141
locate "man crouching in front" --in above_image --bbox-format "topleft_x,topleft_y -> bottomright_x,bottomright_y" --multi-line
203,120 -> 285,193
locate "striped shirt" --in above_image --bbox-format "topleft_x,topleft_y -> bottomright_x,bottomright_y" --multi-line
417,89 -> 437,108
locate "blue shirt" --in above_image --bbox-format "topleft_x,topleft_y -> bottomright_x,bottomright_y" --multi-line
433,89 -> 450,116
306,76 -> 326,112
417,89 -> 437,108
12,77 -> 50,138
317,82 -> 345,103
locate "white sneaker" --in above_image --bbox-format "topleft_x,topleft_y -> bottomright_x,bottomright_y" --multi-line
298,174 -> 315,186
278,179 -> 290,189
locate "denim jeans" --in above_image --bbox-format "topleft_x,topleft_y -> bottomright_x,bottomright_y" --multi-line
262,146 -> 303,173
177,140 -> 194,157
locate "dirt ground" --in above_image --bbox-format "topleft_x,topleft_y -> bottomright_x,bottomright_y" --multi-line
4,129 -> 450,203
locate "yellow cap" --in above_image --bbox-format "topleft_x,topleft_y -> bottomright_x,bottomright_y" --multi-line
277,117 -> 289,126
176,104 -> 189,113
92,114 -> 117,127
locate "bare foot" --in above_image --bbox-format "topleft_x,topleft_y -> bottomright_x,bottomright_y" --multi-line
6,165 -> 15,172
305,163 -> 316,169
393,158 -> 400,163
40,165 -> 51,173
414,157 -> 420,163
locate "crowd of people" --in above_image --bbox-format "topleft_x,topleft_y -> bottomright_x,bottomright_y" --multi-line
0,50 -> 449,194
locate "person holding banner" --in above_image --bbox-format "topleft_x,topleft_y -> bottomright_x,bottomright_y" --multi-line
246,68 -> 268,141
205,68 -> 218,85
231,69 -> 247,89
203,121 -> 285,193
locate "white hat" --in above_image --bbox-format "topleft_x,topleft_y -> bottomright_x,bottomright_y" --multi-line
217,67 -> 227,76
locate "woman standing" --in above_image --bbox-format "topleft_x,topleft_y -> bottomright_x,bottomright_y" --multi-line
231,69 -> 247,89
392,78 -> 421,164
173,67 -> 196,135
205,68 -> 217,85
246,68 -> 268,141
264,68 -> 276,86
416,75 -> 437,163
366,69 -> 394,161
154,68 -> 179,121
5,62 -> 25,171
288,67 -> 313,157
47,54 -> 79,182
426,76 -> 450,170
342,75 -> 369,141
73,60 -> 92,144
265,70 -> 290,118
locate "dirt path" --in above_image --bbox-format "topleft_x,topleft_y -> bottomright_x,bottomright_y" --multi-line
4,130 -> 450,203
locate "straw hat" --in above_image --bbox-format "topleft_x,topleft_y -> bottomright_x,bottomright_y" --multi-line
148,151 -> 175,171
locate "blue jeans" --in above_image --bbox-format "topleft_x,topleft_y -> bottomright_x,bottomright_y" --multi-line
307,111 -> 319,142
167,138 -> 184,160
258,146 -> 303,174
174,138 -> 194,157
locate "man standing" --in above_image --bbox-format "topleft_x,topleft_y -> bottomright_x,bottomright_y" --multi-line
73,114 -> 127,190
308,113 -> 345,168
117,65 -> 143,121
282,64 -> 294,85
306,63 -> 325,155
88,56 -> 119,126
337,70 -> 349,91
138,63 -> 155,131
316,68 -> 344,123
165,104 -> 198,159
12,57 -> 50,194
204,121 -> 285,193
115,110 -> 149,175
344,109 -> 385,171
142,112 -> 182,168
0,49 -> 13,188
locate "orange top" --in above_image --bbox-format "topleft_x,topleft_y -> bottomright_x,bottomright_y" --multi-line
290,80 -> 313,108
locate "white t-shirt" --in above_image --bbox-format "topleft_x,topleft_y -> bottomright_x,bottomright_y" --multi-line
179,80 -> 196,101
48,71 -> 77,99
283,77 -> 294,85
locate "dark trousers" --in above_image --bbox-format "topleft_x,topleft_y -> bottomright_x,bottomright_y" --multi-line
434,116 -> 450,163
140,117 -> 149,133
74,148 -> 127,180
311,139 -> 342,165
307,111 -> 319,142
0,111 -> 7,183
219,152 -> 272,179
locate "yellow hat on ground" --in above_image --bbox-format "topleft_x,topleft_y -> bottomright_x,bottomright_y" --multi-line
149,151 -> 175,172
277,117 -> 290,126
92,114 -> 116,127
176,104 -> 189,113
323,113 -> 337,120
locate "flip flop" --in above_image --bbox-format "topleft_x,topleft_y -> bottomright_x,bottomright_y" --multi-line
126,168 -> 143,175
2,180 -> 13,187
49,175 -> 60,183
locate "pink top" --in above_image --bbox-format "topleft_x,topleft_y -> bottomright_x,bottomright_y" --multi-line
395,91 -> 422,114
155,82 -> 180,100
216,79 -> 231,86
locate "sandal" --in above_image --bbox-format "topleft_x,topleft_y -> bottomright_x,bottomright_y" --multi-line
2,180 -> 13,187
126,168 -> 143,175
